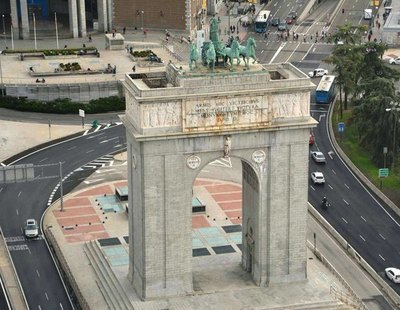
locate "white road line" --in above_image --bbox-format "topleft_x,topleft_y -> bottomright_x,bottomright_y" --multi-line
95,169 -> 116,174
38,305 -> 42,310
331,169 -> 336,175
38,158 -> 48,163
45,292 -> 49,300
379,233 -> 386,240
361,216 -> 367,222
342,217 -> 348,224
86,149 -> 94,154
99,140 -> 109,144
318,114 -> 326,122
60,302 -> 64,309
0,187 -> 2,193
94,126 -> 101,132
67,146 -> 77,150
343,199 -> 349,205
344,183 -> 350,189
36,269 -> 40,277
360,235 -> 366,242
269,43 -> 286,64
379,254 -> 386,261
285,42 -> 301,62
0,163 -> 6,166
301,44 -> 314,61
18,191 -> 21,197
16,209 -> 18,215
83,129 -> 89,135
328,184 -> 333,190
310,185 -> 316,191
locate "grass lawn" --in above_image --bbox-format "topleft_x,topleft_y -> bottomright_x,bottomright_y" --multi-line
332,104 -> 400,206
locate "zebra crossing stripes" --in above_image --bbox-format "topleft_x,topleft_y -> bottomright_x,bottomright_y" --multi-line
74,155 -> 115,172
82,123 -> 120,136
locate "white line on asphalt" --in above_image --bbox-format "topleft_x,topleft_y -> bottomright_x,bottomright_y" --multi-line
360,235 -> 366,242
95,169 -> 116,174
67,146 -> 77,150
285,42 -> 301,62
38,158 -> 48,163
86,149 -> 94,154
343,199 -> 349,205
83,129 -> 89,135
344,183 -> 350,189
301,44 -> 314,61
318,114 -> 326,122
38,305 -> 42,310
36,269 -> 40,277
328,184 -> 333,190
310,185 -> 315,191
0,187 -> 3,193
16,209 -> 18,215
379,254 -> 386,261
60,302 -> 64,309
45,292 -> 49,300
269,43 -> 286,64
331,169 -> 336,175
342,217 -> 348,224
379,233 -> 386,240
0,163 -> 5,166
18,191 -> 21,197
361,216 -> 367,222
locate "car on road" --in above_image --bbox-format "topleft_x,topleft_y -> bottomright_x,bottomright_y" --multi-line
389,57 -> 400,65
278,21 -> 288,31
311,172 -> 325,184
271,17 -> 280,26
308,68 -> 329,78
311,151 -> 326,163
24,219 -> 39,238
385,267 -> 400,283
288,11 -> 297,20
285,15 -> 294,24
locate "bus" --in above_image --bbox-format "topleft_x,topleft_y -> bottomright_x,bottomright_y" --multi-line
254,10 -> 271,33
315,75 -> 336,104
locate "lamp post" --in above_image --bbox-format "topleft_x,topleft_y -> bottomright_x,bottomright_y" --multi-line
386,101 -> 400,170
55,12 -> 59,49
140,11 -> 144,30
2,14 -> 6,47
33,13 -> 37,50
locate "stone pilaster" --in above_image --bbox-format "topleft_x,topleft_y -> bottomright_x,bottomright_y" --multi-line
68,0 -> 79,38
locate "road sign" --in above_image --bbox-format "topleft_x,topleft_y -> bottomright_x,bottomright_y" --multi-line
338,122 -> 345,133
379,168 -> 389,178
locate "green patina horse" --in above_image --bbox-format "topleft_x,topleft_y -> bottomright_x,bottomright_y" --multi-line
239,37 -> 257,68
221,39 -> 241,66
189,43 -> 200,70
206,41 -> 216,71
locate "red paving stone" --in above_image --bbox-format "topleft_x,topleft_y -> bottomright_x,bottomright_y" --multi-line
114,181 -> 128,187
62,224 -> 106,235
218,201 -> 242,210
62,197 -> 91,208
205,184 -> 242,193
212,192 -> 242,202
225,210 -> 242,218
192,215 -> 210,228
75,185 -> 114,197
65,231 -> 109,243
57,215 -> 102,227
53,207 -> 97,218
194,179 -> 218,186
231,218 -> 242,225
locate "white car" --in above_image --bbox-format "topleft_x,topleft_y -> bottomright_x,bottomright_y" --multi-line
385,267 -> 400,283
311,172 -> 325,184
308,68 -> 328,78
24,219 -> 39,238
311,151 -> 326,163
389,57 -> 400,65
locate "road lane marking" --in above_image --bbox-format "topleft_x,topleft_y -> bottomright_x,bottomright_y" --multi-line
301,44 -> 314,61
342,217 -> 348,224
359,235 -> 366,242
36,269 -> 40,277
16,209 -> 18,215
328,151 -> 334,159
343,199 -> 349,205
84,179 -> 105,185
310,185 -> 316,191
45,292 -> 49,300
7,244 -> 29,251
379,234 -> 386,240
67,146 -> 77,150
361,216 -> 367,222
60,302 -> 64,309
328,184 -> 333,190
269,43 -> 286,64
38,158 -> 48,163
0,187 -> 2,193
86,149 -> 94,154
344,183 -> 350,189
285,42 -> 301,62
18,191 -> 21,197
318,114 -> 326,122
379,254 -> 386,261
331,169 -> 336,175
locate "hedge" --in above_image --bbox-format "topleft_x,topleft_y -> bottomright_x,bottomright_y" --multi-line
0,96 -> 125,114
2,47 -> 98,56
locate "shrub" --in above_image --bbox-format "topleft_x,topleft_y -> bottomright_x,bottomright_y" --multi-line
0,96 -> 125,114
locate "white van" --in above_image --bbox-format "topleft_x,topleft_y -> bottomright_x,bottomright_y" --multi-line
364,9 -> 372,20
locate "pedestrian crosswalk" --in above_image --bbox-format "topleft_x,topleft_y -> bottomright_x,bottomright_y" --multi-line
82,122 -> 122,136
74,154 -> 115,172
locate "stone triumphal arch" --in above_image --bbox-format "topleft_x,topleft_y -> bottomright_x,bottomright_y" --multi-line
122,63 -> 316,300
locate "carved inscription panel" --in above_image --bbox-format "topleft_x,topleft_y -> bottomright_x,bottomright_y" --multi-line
141,102 -> 181,128
184,95 -> 269,129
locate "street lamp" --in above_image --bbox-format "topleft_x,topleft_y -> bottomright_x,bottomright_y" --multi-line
33,13 -> 37,50
140,11 -> 144,30
55,12 -> 59,49
2,14 -> 6,47
386,101 -> 400,170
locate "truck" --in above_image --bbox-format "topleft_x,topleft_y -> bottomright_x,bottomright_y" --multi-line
364,8 -> 372,20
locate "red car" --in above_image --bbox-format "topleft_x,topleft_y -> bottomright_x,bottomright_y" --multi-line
309,133 -> 315,146
286,16 -> 294,24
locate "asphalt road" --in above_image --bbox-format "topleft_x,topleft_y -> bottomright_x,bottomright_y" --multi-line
0,125 -> 125,309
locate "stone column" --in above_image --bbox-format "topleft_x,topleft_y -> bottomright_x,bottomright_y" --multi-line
68,0 -> 79,38
9,0 -> 19,39
107,0 -> 113,32
78,0 -> 87,37
97,0 -> 108,32
19,0 -> 29,39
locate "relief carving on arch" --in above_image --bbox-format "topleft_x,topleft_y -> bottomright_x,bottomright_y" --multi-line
271,92 -> 309,119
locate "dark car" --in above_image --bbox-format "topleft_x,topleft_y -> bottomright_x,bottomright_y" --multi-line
277,21 -> 288,31
271,18 -> 280,26
288,11 -> 297,19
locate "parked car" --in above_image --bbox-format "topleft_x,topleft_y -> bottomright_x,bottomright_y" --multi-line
385,267 -> 400,283
271,17 -> 280,26
286,16 -> 294,24
311,151 -> 326,163
24,219 -> 39,238
278,21 -> 288,31
308,68 -> 328,78
389,57 -> 400,65
288,11 -> 297,19
311,172 -> 325,184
